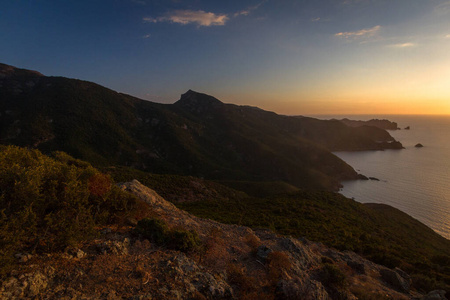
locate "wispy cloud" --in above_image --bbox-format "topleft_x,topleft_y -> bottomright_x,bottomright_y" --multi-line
335,25 -> 381,39
388,42 -> 416,48
144,10 -> 228,27
434,1 -> 450,15
234,1 -> 266,17
143,34 -> 151,39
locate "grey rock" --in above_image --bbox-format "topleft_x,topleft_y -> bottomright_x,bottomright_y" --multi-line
380,267 -> 411,292
421,290 -> 448,300
97,238 -> 130,255
277,279 -> 330,300
256,245 -> 273,260
279,237 -> 317,270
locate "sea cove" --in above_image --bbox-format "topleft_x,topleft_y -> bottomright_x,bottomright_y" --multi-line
330,115 -> 450,240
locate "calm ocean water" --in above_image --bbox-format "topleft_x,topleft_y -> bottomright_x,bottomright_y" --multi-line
314,115 -> 450,240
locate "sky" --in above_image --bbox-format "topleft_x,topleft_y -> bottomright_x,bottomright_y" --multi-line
1,0 -> 450,115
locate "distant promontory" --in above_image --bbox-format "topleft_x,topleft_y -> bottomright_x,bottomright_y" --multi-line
338,118 -> 399,130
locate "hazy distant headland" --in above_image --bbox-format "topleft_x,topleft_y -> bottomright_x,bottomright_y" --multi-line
337,118 -> 400,130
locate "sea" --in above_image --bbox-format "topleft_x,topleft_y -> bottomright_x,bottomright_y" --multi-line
312,115 -> 450,240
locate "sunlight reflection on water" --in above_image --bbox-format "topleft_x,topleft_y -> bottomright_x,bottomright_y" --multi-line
332,115 -> 450,240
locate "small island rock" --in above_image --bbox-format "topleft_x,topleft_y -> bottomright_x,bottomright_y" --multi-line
415,143 -> 424,148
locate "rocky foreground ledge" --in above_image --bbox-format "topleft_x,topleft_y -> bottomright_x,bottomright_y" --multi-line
1,180 -> 447,299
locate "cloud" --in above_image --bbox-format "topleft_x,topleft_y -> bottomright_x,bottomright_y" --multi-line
311,17 -> 321,22
388,42 -> 416,48
234,10 -> 250,17
435,1 -> 450,15
335,25 -> 381,39
143,34 -> 151,39
144,10 -> 228,26
234,1 -> 266,17
446,34 -> 450,38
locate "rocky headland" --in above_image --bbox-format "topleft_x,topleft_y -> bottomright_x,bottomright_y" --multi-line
338,118 -> 400,130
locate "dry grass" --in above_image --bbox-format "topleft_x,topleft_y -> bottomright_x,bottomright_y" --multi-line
244,233 -> 261,251
199,227 -> 231,271
267,251 -> 291,282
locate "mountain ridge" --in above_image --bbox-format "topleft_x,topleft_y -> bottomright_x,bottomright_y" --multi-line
0,63 -> 402,191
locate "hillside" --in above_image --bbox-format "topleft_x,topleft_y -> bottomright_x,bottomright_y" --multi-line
1,146 -> 448,299
0,63 -> 403,191
106,165 -> 450,295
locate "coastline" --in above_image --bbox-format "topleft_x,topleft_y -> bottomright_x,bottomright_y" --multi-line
332,115 -> 450,240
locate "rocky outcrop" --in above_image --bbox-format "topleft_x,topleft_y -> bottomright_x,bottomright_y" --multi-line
380,267 -> 412,292
0,271 -> 50,299
0,180 -> 440,299
421,290 -> 448,300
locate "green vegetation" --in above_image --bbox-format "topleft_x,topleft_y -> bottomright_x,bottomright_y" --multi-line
0,146 -> 141,277
321,263 -> 347,289
174,190 -> 450,292
107,165 -> 450,292
135,217 -> 201,252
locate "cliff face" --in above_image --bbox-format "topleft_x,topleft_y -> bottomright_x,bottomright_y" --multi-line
0,180 -> 433,299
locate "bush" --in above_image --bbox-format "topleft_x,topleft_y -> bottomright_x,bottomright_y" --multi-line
321,263 -> 347,288
169,229 -> 202,252
135,218 -> 168,244
0,146 -> 141,277
135,217 -> 201,252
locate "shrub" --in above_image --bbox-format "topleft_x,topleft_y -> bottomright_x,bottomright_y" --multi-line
134,217 -> 201,252
0,146 -> 141,277
135,218 -> 168,244
88,172 -> 112,198
226,263 -> 254,291
169,229 -> 202,252
321,263 -> 347,288
244,233 -> 261,250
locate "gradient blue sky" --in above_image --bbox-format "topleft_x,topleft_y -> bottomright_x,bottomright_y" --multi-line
2,0 -> 450,114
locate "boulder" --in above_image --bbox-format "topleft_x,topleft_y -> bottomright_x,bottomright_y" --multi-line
415,143 -> 424,148
421,290 -> 448,300
380,267 -> 411,293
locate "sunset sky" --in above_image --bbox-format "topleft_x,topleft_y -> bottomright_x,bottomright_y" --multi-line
2,0 -> 450,115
